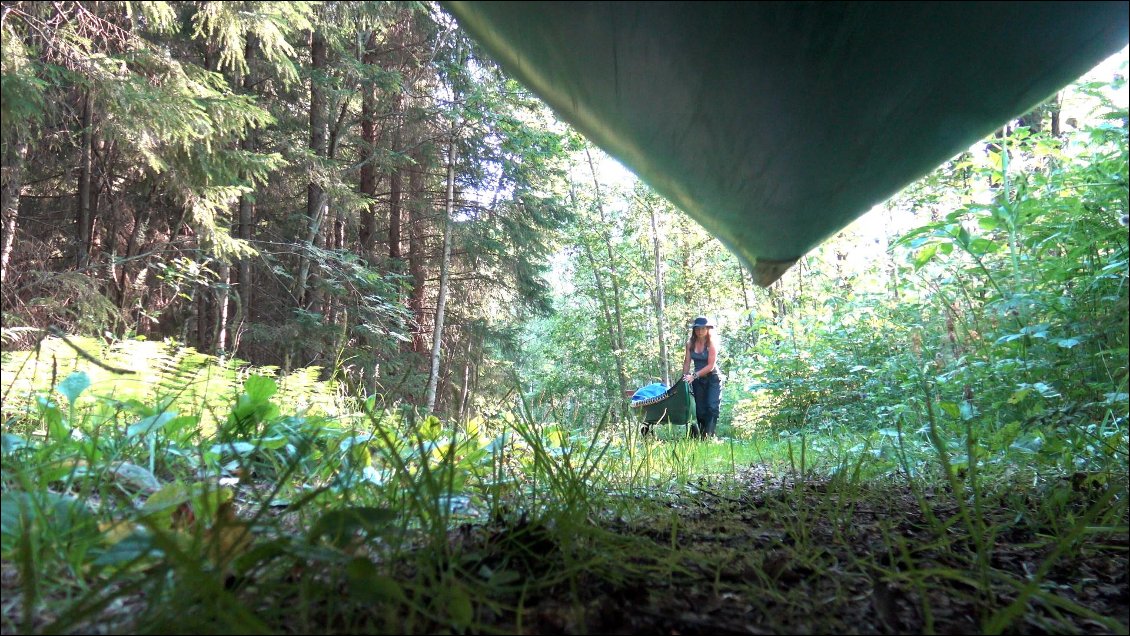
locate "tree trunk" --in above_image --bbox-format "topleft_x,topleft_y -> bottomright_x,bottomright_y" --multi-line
426,131 -> 457,413
76,89 -> 93,269
646,199 -> 670,385
1051,92 -> 1063,137
359,31 -> 379,262
568,184 -> 624,406
388,94 -> 404,263
407,150 -> 428,355
586,149 -> 628,402
738,259 -> 752,322
237,186 -> 253,316
885,203 -> 901,301
236,37 -> 256,344
458,331 -> 474,422
294,29 -> 328,309
117,206 -> 150,309
214,263 -> 231,354
0,134 -> 27,287
196,264 -> 210,351
769,281 -> 787,322
582,241 -> 624,386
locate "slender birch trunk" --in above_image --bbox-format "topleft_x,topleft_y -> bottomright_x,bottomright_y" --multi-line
426,127 -> 458,412
569,185 -> 624,400
586,149 -> 628,402
647,199 -> 670,385
0,134 -> 27,287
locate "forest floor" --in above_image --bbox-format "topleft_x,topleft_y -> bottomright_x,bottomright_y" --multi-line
3,464 -> 1127,634
450,464 -> 1130,635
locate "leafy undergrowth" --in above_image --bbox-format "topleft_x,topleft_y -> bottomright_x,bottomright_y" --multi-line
2,361 -> 1125,634
4,464 -> 1125,635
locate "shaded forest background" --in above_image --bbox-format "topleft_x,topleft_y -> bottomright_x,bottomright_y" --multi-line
2,1 -> 583,418
1,1 -> 1127,441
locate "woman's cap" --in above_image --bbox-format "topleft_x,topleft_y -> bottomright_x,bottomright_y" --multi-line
690,316 -> 715,329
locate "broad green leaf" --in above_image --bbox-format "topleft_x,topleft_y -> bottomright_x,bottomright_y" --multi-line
339,433 -> 374,450
1010,434 -> 1044,454
1,434 -> 33,454
231,538 -> 289,575
37,396 -> 67,441
243,375 -> 278,403
127,412 -> 178,439
209,441 -> 257,457
445,583 -> 474,629
967,237 -> 996,255
110,462 -> 161,493
0,493 -> 29,552
142,481 -> 232,529
308,507 -> 398,548
977,217 -> 1000,231
346,558 -> 405,603
92,528 -> 159,568
1,491 -> 98,555
959,401 -> 977,421
141,482 -> 194,529
956,225 -> 972,248
1007,388 -> 1031,404
913,244 -> 938,269
258,435 -> 290,450
938,401 -> 961,419
57,371 -> 91,407
1029,382 -> 1060,398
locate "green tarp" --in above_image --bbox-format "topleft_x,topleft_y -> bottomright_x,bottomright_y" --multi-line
444,1 -> 1129,285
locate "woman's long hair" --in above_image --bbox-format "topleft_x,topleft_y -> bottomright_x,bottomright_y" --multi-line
687,327 -> 714,352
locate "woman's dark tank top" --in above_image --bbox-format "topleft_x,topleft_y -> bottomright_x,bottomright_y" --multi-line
689,344 -> 720,375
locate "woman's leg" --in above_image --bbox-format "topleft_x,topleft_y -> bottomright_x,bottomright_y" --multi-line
703,375 -> 721,436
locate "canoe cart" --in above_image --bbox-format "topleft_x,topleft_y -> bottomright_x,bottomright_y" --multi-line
629,379 -> 695,436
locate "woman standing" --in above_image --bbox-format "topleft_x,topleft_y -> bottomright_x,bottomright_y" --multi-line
681,315 -> 722,438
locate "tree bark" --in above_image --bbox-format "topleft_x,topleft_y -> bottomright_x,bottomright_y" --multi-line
359,31 -> 379,262
586,149 -> 628,402
214,263 -> 231,354
646,198 -> 670,385
236,37 -> 256,344
294,28 -> 328,309
568,183 -> 624,406
76,89 -> 93,269
738,259 -> 752,322
426,130 -> 457,413
388,94 -> 404,262
458,331 -> 474,422
0,134 -> 27,287
407,150 -> 428,356
117,205 -> 149,309
1050,92 -> 1063,137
